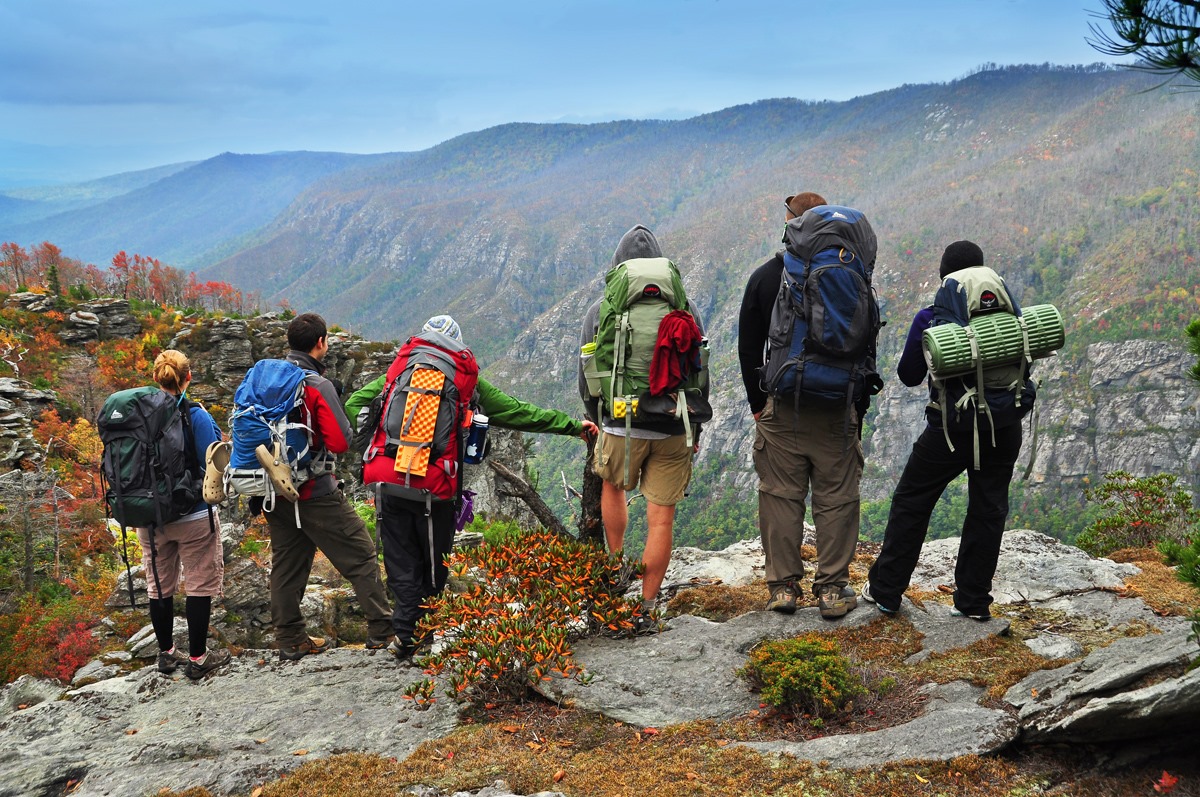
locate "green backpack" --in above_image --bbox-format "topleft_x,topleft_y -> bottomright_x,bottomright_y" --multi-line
587,256 -> 688,413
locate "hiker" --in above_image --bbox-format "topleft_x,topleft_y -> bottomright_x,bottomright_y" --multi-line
261,312 -> 395,659
135,350 -> 231,679
347,314 -> 598,660
738,193 -> 882,619
578,225 -> 710,625
863,241 -> 1032,620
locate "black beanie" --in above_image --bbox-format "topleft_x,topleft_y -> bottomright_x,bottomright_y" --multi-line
939,240 -> 984,279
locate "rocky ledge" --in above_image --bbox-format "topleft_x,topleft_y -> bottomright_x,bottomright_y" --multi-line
0,531 -> 1196,797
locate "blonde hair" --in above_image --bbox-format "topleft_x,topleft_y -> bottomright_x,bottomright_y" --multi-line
153,350 -> 191,394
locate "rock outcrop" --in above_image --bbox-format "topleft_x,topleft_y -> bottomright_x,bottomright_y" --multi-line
0,377 -> 54,470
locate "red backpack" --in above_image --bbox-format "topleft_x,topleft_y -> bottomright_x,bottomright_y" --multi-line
361,332 -> 480,501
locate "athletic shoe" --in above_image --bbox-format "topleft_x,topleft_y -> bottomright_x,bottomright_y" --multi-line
950,606 -> 992,621
186,648 -> 232,680
861,581 -> 897,615
156,647 -> 188,674
816,584 -> 857,619
765,581 -> 799,614
279,636 -> 330,661
365,635 -> 395,651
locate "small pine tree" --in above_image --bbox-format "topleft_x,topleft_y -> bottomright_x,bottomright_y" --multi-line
1186,318 -> 1200,384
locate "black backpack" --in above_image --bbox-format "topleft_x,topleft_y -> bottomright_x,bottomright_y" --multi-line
98,386 -> 202,606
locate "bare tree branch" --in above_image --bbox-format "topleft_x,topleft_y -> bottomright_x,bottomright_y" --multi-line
485,458 -> 572,538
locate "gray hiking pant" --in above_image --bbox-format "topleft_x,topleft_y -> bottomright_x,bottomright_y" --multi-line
753,397 -> 863,593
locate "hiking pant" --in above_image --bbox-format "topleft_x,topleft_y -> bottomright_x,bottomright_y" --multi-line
867,421 -> 1022,615
753,397 -> 863,593
378,493 -> 456,644
265,489 -> 393,647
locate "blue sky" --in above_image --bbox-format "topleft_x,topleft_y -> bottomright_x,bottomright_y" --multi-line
0,0 -> 1128,187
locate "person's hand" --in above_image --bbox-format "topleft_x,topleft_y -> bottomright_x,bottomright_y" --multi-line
580,419 -> 599,440
753,411 -> 761,422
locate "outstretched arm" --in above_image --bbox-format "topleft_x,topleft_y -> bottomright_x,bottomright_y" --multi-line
478,377 -> 588,437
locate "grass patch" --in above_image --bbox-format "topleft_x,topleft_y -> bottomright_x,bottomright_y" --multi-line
153,714 -> 1184,797
1113,547 -> 1200,618
666,583 -> 769,621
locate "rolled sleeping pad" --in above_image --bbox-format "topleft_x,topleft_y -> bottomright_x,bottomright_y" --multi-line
923,303 -> 1064,378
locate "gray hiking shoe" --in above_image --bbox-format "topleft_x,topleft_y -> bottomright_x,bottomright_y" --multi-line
156,647 -> 188,674
765,581 -> 799,614
186,648 -> 231,680
816,584 -> 857,619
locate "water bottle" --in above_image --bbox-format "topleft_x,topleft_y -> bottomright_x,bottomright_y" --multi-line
464,412 -> 489,464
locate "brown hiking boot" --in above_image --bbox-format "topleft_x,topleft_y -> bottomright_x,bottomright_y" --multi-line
186,648 -> 232,679
203,441 -> 231,504
156,647 -> 188,674
816,584 -> 858,619
765,581 -> 799,614
279,636 -> 330,661
255,442 -> 298,502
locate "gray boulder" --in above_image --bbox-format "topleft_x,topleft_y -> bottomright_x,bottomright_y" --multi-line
0,649 -> 457,797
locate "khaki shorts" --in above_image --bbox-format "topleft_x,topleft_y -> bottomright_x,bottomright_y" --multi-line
595,432 -> 693,506
136,510 -> 224,599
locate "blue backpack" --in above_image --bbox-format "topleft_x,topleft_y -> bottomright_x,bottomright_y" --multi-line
761,205 -> 883,415
225,359 -> 327,517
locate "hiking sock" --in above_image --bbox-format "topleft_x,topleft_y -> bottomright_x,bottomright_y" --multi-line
185,595 -> 212,658
148,596 -> 175,651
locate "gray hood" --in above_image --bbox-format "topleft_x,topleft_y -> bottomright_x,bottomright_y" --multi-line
611,224 -> 662,268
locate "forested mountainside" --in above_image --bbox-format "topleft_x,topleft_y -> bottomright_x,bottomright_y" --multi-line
4,64 -> 1199,550
0,152 -> 409,268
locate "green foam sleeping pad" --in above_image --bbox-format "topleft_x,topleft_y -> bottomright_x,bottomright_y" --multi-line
923,304 -> 1064,378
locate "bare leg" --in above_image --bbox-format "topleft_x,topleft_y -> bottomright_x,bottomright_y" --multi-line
601,479 -> 628,553
641,500 -> 676,602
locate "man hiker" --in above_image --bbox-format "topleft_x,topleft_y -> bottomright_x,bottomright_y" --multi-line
263,312 -> 395,659
578,224 -> 709,625
863,241 -> 1032,620
348,315 -> 598,660
738,191 -> 876,619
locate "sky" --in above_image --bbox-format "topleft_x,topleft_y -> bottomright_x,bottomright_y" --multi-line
0,0 -> 1130,188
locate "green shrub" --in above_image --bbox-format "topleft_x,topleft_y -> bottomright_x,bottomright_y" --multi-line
1077,471 -> 1199,557
470,516 -> 522,546
1159,534 -> 1200,589
738,633 -> 865,721
351,499 -> 377,543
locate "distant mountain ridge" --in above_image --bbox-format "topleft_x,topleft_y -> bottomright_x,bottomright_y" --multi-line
0,151 -> 410,267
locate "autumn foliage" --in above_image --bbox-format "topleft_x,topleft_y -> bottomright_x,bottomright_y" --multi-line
1,241 -> 255,313
404,529 -> 646,709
